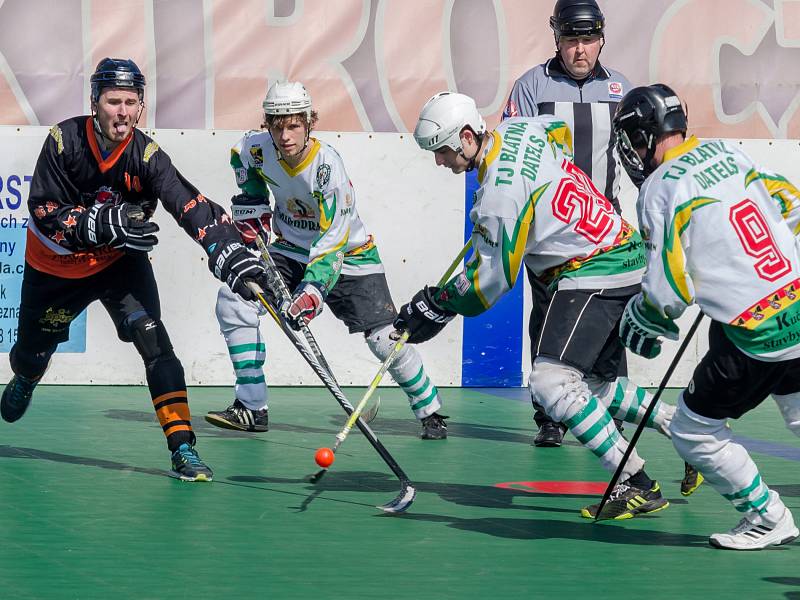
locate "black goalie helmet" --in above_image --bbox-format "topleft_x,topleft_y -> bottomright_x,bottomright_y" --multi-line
549,0 -> 605,39
90,58 -> 146,103
612,84 -> 687,187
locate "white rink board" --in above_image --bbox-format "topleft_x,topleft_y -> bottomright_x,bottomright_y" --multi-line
0,127 -> 799,387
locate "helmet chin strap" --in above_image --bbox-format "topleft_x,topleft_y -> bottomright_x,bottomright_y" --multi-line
458,132 -> 485,172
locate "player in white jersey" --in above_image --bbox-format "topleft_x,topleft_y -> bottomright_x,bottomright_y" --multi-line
396,91 -> 679,519
205,82 -> 447,439
613,83 -> 800,548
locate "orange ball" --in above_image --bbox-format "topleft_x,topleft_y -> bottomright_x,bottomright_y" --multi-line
315,447 -> 335,468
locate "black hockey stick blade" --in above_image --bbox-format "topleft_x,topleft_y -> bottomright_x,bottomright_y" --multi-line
379,479 -> 417,514
594,312 -> 704,521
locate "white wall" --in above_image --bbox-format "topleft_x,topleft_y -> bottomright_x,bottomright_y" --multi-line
1,127 -> 798,387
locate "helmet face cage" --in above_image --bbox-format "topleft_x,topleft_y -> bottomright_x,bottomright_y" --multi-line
90,58 -> 146,103
614,128 -> 647,188
613,84 -> 687,187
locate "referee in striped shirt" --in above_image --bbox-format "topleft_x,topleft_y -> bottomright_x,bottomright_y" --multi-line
504,0 -> 631,448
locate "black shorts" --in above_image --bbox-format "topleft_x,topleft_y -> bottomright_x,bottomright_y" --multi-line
270,252 -> 397,334
684,320 -> 800,419
12,254 -> 161,376
534,284 -> 639,380
526,266 -> 628,377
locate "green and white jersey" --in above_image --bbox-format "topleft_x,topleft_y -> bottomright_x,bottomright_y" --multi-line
636,135 -> 800,361
231,130 -> 383,294
439,116 -> 645,317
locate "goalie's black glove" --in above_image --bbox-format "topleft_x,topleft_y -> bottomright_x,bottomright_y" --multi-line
77,201 -> 159,252
393,286 -> 456,344
209,240 -> 267,302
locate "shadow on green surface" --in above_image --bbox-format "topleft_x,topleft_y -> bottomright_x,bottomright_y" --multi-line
398,512 -> 710,546
0,444 -> 168,477
103,408 -> 585,447
103,408 -> 339,437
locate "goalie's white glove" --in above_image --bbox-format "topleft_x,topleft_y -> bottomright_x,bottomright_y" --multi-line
619,294 -> 679,359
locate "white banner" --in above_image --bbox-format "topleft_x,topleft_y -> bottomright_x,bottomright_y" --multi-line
1,127 -> 799,388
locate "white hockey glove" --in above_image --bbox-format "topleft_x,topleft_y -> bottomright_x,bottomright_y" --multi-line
231,193 -> 271,246
619,294 -> 679,359
282,282 -> 326,330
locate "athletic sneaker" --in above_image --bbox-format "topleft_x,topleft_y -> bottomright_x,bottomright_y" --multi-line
710,508 -> 799,550
1,375 -> 39,423
680,462 -> 704,496
205,399 -> 268,432
534,421 -> 565,447
169,443 -> 213,482
581,481 -> 669,520
421,412 -> 448,440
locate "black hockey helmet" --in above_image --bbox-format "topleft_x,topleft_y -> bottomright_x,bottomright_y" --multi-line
613,84 -> 688,187
90,58 -> 146,103
549,0 -> 605,40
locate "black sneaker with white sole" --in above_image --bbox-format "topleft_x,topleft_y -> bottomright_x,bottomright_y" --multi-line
205,399 -> 268,432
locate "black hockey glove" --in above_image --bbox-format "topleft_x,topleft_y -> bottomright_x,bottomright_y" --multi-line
209,240 -> 267,302
393,286 -> 456,344
77,202 -> 159,252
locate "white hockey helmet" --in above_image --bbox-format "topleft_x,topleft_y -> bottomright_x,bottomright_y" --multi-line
263,81 -> 312,120
414,92 -> 486,153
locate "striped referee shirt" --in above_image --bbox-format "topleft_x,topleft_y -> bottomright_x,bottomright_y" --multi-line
504,56 -> 632,206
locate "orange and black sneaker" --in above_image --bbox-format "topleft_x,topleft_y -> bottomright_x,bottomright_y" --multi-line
581,481 -> 669,520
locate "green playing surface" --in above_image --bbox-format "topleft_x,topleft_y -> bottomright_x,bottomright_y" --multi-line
1,386 -> 799,599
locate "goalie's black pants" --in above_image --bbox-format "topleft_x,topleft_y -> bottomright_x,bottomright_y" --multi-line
9,255 -> 194,451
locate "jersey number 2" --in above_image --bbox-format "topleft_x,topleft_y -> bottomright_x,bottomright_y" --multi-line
730,199 -> 791,282
552,161 -> 615,244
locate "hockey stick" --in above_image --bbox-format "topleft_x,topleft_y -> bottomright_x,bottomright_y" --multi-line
594,311 -> 704,521
253,235 -> 379,424
246,284 -> 415,513
310,238 -> 473,483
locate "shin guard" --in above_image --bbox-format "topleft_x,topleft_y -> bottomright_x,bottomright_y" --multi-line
216,285 -> 268,410
671,394 -> 784,521
590,376 -> 675,437
365,324 -> 441,418
530,358 -> 645,479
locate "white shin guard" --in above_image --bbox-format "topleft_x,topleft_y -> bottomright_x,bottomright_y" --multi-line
670,394 -> 785,522
365,324 -> 441,419
216,285 -> 268,410
589,376 -> 675,437
773,392 -> 800,437
530,357 -> 645,479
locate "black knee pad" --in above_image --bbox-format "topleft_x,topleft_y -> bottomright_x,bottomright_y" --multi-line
126,315 -> 175,365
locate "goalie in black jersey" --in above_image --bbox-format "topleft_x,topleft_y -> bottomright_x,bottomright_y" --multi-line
0,57 -> 268,481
